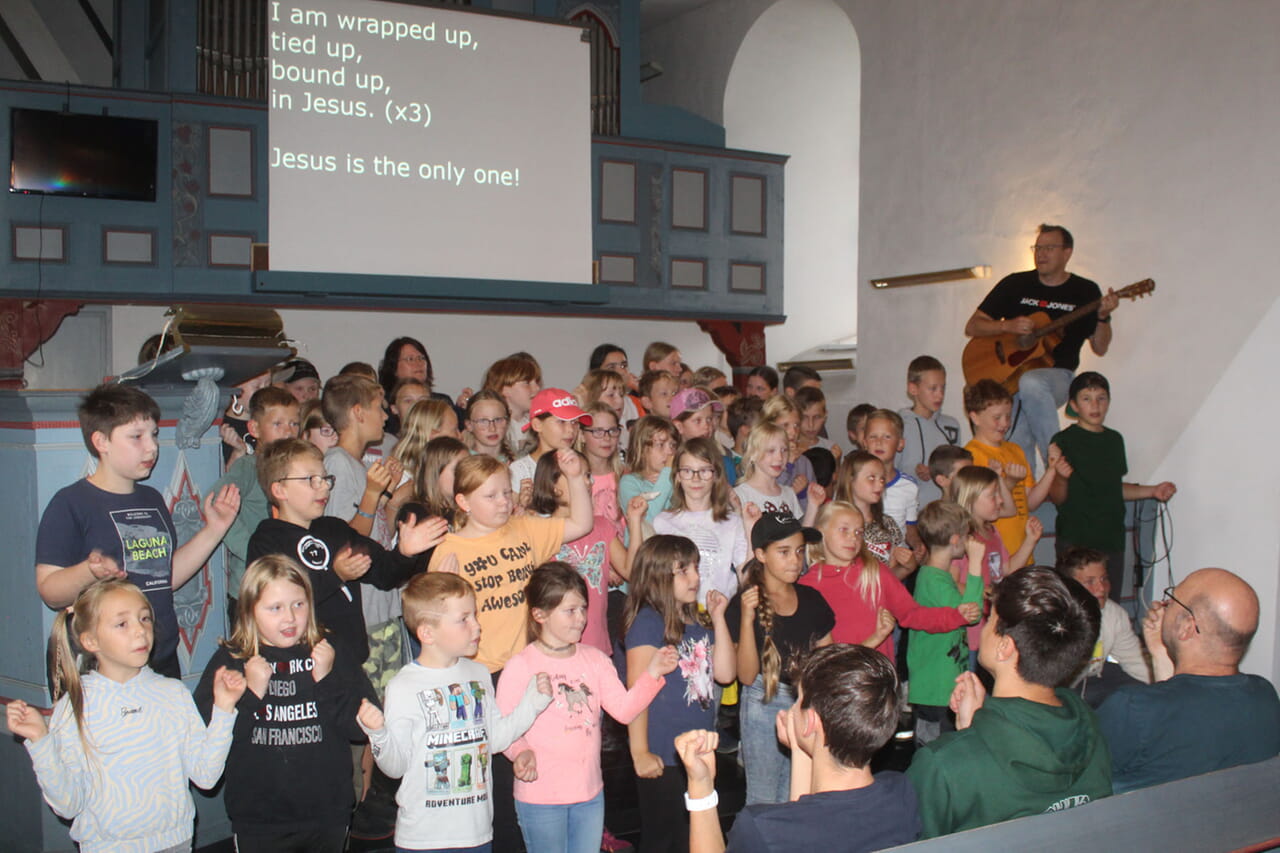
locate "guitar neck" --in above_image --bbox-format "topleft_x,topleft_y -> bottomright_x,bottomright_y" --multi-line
1031,297 -> 1104,341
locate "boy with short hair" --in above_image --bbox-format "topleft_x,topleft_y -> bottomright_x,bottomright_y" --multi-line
899,356 -> 961,507
862,409 -> 922,551
795,386 -> 837,455
248,438 -> 442,666
321,375 -> 398,539
677,644 -> 922,853
907,567 -> 1110,837
907,501 -> 984,744
782,364 -> 822,397
727,396 -> 764,471
213,385 -> 300,620
1057,547 -> 1150,706
358,572 -> 553,853
927,445 -> 973,500
1052,371 -> 1176,597
845,403 -> 877,452
35,383 -> 241,677
963,379 -> 1069,567
639,370 -> 679,419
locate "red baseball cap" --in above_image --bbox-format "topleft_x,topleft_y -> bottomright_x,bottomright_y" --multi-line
523,389 -> 594,431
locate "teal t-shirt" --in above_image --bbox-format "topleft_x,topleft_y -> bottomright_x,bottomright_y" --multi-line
907,565 -> 983,707
1052,424 -> 1128,552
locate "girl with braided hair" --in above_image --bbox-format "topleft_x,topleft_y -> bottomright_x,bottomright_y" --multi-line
726,512 -> 835,805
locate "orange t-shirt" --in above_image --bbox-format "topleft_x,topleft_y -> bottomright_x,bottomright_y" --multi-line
428,515 -> 566,672
965,439 -> 1034,564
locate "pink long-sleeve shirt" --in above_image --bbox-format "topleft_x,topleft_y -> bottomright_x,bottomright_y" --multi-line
801,559 -> 968,659
496,642 -> 664,804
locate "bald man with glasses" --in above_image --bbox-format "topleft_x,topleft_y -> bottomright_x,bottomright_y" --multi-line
1096,568 -> 1280,792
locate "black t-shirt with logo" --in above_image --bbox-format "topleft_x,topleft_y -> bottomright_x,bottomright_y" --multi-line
977,270 -> 1103,371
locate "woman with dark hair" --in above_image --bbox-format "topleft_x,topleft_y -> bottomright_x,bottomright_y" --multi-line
377,336 -> 457,436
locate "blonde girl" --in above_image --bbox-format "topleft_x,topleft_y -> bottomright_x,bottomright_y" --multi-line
802,501 -> 976,659
577,402 -> 624,523
833,451 -> 916,579
622,536 -> 734,852
402,435 -> 469,528
618,415 -> 679,522
195,555 -> 370,852
734,422 -> 820,526
463,389 -> 513,461
577,368 -> 627,422
8,579 -> 243,852
727,515 -> 833,806
653,436 -> 750,603
497,563 -> 677,853
529,450 -> 646,655
760,394 -> 818,501
393,398 -> 461,481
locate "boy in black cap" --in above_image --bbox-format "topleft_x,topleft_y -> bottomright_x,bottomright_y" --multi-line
278,358 -> 321,404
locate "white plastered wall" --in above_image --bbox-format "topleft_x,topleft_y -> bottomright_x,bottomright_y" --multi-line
643,0 -> 1280,679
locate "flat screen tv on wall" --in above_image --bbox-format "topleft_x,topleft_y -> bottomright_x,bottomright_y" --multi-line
9,107 -> 158,202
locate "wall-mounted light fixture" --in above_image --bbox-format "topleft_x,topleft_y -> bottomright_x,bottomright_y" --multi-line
870,265 -> 992,289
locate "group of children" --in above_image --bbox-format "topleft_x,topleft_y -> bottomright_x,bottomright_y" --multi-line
9,339 -> 1177,852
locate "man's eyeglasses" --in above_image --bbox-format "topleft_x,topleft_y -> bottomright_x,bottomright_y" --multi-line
277,474 -> 337,490
1030,244 -> 1065,252
1162,586 -> 1201,634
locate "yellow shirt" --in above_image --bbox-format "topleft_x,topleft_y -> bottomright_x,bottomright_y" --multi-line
965,439 -> 1033,565
429,516 -> 566,672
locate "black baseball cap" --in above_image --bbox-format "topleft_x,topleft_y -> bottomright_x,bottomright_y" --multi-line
751,511 -> 822,550
280,358 -> 319,384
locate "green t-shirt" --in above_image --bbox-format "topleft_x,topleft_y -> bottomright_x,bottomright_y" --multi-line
1052,424 -> 1128,552
907,565 -> 983,707
907,690 -> 1112,838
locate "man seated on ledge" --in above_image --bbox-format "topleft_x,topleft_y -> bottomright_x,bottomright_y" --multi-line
906,567 -> 1110,838
676,644 -> 921,853
1097,568 -> 1280,793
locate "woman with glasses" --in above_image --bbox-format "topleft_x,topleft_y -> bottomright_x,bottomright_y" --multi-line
376,336 -> 458,436
653,437 -> 750,604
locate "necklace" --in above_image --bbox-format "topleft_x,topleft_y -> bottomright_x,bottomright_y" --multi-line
536,639 -> 574,656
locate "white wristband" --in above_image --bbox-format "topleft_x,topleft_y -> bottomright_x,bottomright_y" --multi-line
684,790 -> 719,812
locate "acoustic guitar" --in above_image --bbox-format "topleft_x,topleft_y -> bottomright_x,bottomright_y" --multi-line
961,278 -> 1155,393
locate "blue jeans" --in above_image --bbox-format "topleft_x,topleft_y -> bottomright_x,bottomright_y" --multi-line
515,791 -> 604,853
1009,367 -> 1072,473
740,677 -> 794,805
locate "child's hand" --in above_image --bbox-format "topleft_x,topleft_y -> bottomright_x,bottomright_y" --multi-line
774,704 -> 799,750
987,459 -> 1004,477
647,645 -> 679,679
86,549 -> 126,581
203,484 -> 242,533
1024,516 -> 1044,543
915,463 -> 932,482
807,482 -> 827,507
965,536 -> 987,572
556,448 -> 585,479
625,495 -> 648,523
513,749 -> 538,782
1050,449 -> 1073,479
364,461 -> 393,496
333,546 -> 372,582
535,672 -> 552,698
791,474 -> 809,494
742,502 -> 762,526
949,671 -> 987,730
1153,481 -> 1177,502
632,750 -> 664,779
456,387 -> 475,408
957,602 -> 981,624
738,585 -> 759,617
705,589 -> 729,622
1143,601 -> 1168,656
211,666 -> 247,711
245,655 -> 272,698
728,490 -> 743,514
382,458 -> 405,494
1004,461 -> 1028,482
518,478 -> 533,509
357,698 -> 385,731
6,700 -> 49,742
311,639 -> 335,682
874,607 -> 896,640
674,729 -> 718,794
220,422 -> 247,453
397,514 -> 450,556
434,552 -> 461,575
913,542 -> 929,565
891,545 -> 914,568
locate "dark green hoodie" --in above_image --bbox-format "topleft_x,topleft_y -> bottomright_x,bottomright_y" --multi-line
906,689 -> 1112,837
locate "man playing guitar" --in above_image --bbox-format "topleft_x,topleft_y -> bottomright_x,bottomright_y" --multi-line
963,224 -> 1120,472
